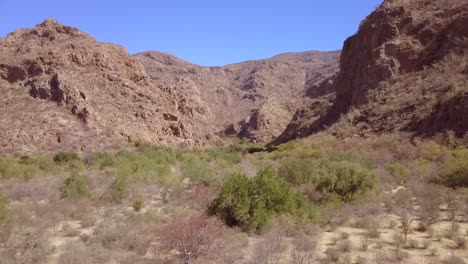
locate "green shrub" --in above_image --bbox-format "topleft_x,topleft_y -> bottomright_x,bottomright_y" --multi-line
179,152 -> 215,185
0,192 -> 9,223
0,155 -> 56,180
110,175 -> 128,203
89,152 -> 115,169
440,149 -> 468,188
208,168 -> 318,233
60,171 -> 91,198
385,162 -> 410,182
278,158 -> 319,185
328,152 -> 375,170
205,149 -> 243,165
279,157 -> 376,202
53,152 -> 81,164
114,150 -> 178,185
316,160 -> 376,202
133,199 -> 144,212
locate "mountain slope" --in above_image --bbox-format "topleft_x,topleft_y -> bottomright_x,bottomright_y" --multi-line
0,19 -> 213,153
134,50 -> 339,142
275,0 -> 468,144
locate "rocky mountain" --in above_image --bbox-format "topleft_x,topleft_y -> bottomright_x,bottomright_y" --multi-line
134,50 -> 339,142
0,19 -> 215,153
0,19 -> 339,153
274,0 -> 468,144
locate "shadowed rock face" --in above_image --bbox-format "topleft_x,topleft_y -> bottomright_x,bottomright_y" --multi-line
134,50 -> 340,141
274,0 -> 468,144
0,19 -> 216,153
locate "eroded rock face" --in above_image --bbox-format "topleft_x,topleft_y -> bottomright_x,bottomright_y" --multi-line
0,19 -> 213,153
134,50 -> 340,142
239,101 -> 294,142
275,0 -> 468,144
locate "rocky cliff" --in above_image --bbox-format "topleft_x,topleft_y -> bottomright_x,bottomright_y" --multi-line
275,0 -> 468,144
0,19 -> 213,153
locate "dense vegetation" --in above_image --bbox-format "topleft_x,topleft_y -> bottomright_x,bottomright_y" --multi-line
0,134 -> 467,263
208,168 -> 318,232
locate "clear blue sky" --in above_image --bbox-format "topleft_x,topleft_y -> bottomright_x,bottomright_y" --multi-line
1,0 -> 383,66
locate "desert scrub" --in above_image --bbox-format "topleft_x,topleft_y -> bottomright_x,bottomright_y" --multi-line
0,192 -> 10,223
278,158 -> 319,185
385,162 -> 410,182
0,155 -> 56,180
113,149 -> 178,185
178,152 -> 216,185
53,151 -> 81,164
208,168 -> 319,233
438,148 -> 468,188
110,175 -> 128,203
60,171 -> 91,198
88,152 -> 115,169
315,160 -> 376,202
279,157 -> 376,202
274,139 -> 322,160
133,199 -> 144,212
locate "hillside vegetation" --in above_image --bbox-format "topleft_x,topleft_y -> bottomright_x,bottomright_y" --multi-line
1,134 -> 467,263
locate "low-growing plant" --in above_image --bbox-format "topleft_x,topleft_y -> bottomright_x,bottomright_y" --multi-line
0,155 -> 56,180
385,162 -> 410,182
59,171 -> 91,198
133,199 -> 144,212
53,152 -> 81,164
110,175 -> 128,203
159,214 -> 222,264
0,192 -> 10,223
278,158 -> 319,185
179,152 -> 216,185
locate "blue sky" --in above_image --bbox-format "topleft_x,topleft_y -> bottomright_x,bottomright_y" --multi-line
1,0 -> 383,66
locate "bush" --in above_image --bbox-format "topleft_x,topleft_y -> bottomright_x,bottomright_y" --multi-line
114,149 -> 178,185
110,175 -> 128,203
133,199 -> 144,212
316,160 -> 376,202
60,171 -> 91,198
208,168 -> 318,233
0,155 -> 56,180
385,162 -> 410,182
278,159 -> 319,185
159,214 -> 222,264
440,149 -> 468,188
0,192 -> 9,223
53,152 -> 81,164
278,157 -> 376,202
179,152 -> 215,185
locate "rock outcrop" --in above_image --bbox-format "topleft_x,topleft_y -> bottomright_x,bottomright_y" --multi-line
275,0 -> 468,144
134,50 -> 340,141
0,19 -> 213,153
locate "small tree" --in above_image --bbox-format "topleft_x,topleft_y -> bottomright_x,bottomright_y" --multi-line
397,208 -> 414,240
412,183 -> 442,231
160,215 -> 222,264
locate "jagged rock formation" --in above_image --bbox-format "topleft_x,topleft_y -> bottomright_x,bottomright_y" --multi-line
134,50 -> 339,141
0,19 -> 213,153
275,0 -> 468,144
